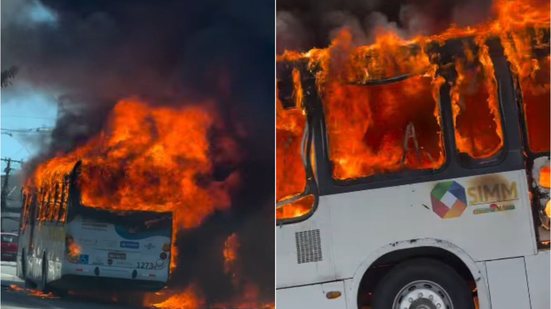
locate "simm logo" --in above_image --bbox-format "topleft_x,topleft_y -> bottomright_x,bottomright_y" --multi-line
431,181 -> 467,219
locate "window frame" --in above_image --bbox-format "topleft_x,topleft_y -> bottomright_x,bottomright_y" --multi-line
320,74 -> 450,186
448,49 -> 509,168
312,38 -> 525,198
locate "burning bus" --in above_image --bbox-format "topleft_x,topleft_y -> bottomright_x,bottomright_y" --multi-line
17,161 -> 173,293
14,98 -> 237,302
276,4 -> 550,309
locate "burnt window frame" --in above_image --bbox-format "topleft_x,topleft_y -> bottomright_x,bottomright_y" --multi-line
276,121 -> 320,225
276,61 -> 320,225
276,37 -> 526,222
319,74 -> 451,186
311,37 -> 525,197
510,65 -> 550,158
446,39 -> 509,169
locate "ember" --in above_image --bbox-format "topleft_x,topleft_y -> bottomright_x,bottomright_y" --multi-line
223,233 -> 240,286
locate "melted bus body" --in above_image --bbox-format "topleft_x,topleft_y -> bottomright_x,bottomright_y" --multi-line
17,162 -> 173,293
276,36 -> 549,309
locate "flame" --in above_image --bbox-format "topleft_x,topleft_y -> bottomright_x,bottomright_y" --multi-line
450,39 -> 503,159
66,238 -> 81,262
223,232 -> 240,287
28,98 -> 239,272
9,284 -> 57,299
276,0 -> 549,220
276,195 -> 315,220
540,165 -> 550,188
276,91 -> 307,201
153,285 -> 205,309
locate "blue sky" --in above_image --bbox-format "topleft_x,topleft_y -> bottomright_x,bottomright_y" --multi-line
1,0 -> 59,174
1,84 -> 58,173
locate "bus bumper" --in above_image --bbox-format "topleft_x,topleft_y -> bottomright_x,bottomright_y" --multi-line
59,263 -> 168,291
54,274 -> 166,291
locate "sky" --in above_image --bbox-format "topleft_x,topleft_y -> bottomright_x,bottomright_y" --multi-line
1,0 -> 59,173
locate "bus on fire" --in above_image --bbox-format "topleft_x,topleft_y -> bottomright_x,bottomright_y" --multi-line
276,31 -> 549,309
17,161 -> 173,294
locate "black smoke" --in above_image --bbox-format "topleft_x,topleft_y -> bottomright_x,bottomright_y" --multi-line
277,0 -> 494,53
2,0 -> 274,305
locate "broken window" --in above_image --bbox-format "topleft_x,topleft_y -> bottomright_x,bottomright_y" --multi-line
276,68 -> 316,221
322,75 -> 446,180
520,55 -> 550,153
276,99 -> 307,202
501,28 -> 550,153
450,42 -> 504,160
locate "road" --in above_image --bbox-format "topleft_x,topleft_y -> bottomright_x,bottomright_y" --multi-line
1,261 -> 146,309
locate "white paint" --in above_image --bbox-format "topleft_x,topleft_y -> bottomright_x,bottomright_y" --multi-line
277,169 -> 545,309
486,257 -> 530,309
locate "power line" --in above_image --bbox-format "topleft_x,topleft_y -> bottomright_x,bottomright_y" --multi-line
1,127 -> 53,137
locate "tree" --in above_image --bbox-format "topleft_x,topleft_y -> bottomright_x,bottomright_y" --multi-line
1,66 -> 18,88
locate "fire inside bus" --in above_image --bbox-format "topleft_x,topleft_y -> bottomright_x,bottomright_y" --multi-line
17,161 -> 173,294
276,27 -> 550,309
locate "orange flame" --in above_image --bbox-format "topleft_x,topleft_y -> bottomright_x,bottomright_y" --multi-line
277,0 -> 550,219
276,92 -> 307,202
153,284 -> 205,309
28,98 -> 239,272
223,233 -> 240,287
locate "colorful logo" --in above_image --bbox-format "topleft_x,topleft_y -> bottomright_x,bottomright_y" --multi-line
431,181 -> 467,219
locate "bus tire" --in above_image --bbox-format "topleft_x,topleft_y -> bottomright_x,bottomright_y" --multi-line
38,253 -> 50,293
372,258 -> 474,309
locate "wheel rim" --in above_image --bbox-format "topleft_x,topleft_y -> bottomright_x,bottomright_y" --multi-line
393,280 -> 453,309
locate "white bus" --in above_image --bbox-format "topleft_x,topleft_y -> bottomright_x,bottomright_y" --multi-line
17,161 -> 173,294
276,34 -> 550,308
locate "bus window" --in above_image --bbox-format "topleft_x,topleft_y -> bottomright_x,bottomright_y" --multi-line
58,179 -> 69,222
276,68 -> 316,221
276,100 -> 307,201
20,192 -> 29,232
276,195 -> 315,221
322,75 -> 446,180
520,55 -> 550,153
450,43 -> 504,160
51,182 -> 61,222
45,185 -> 54,222
38,187 -> 46,221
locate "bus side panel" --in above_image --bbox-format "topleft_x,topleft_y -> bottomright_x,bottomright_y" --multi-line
277,204 -> 337,288
485,257 -> 530,309
328,170 -> 536,279
525,250 -> 550,309
277,281 -> 347,309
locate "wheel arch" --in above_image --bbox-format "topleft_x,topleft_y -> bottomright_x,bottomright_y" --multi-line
348,238 -> 490,309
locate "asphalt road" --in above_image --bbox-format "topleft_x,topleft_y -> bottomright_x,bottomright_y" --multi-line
1,261 -> 146,309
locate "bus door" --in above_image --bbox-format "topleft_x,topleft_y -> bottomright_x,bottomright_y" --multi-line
28,196 -> 38,252
276,62 -> 338,288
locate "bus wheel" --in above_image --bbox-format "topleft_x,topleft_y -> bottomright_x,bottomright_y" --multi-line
372,258 -> 474,309
38,254 -> 50,293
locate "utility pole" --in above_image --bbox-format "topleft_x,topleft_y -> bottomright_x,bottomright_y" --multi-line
1,158 -> 24,211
